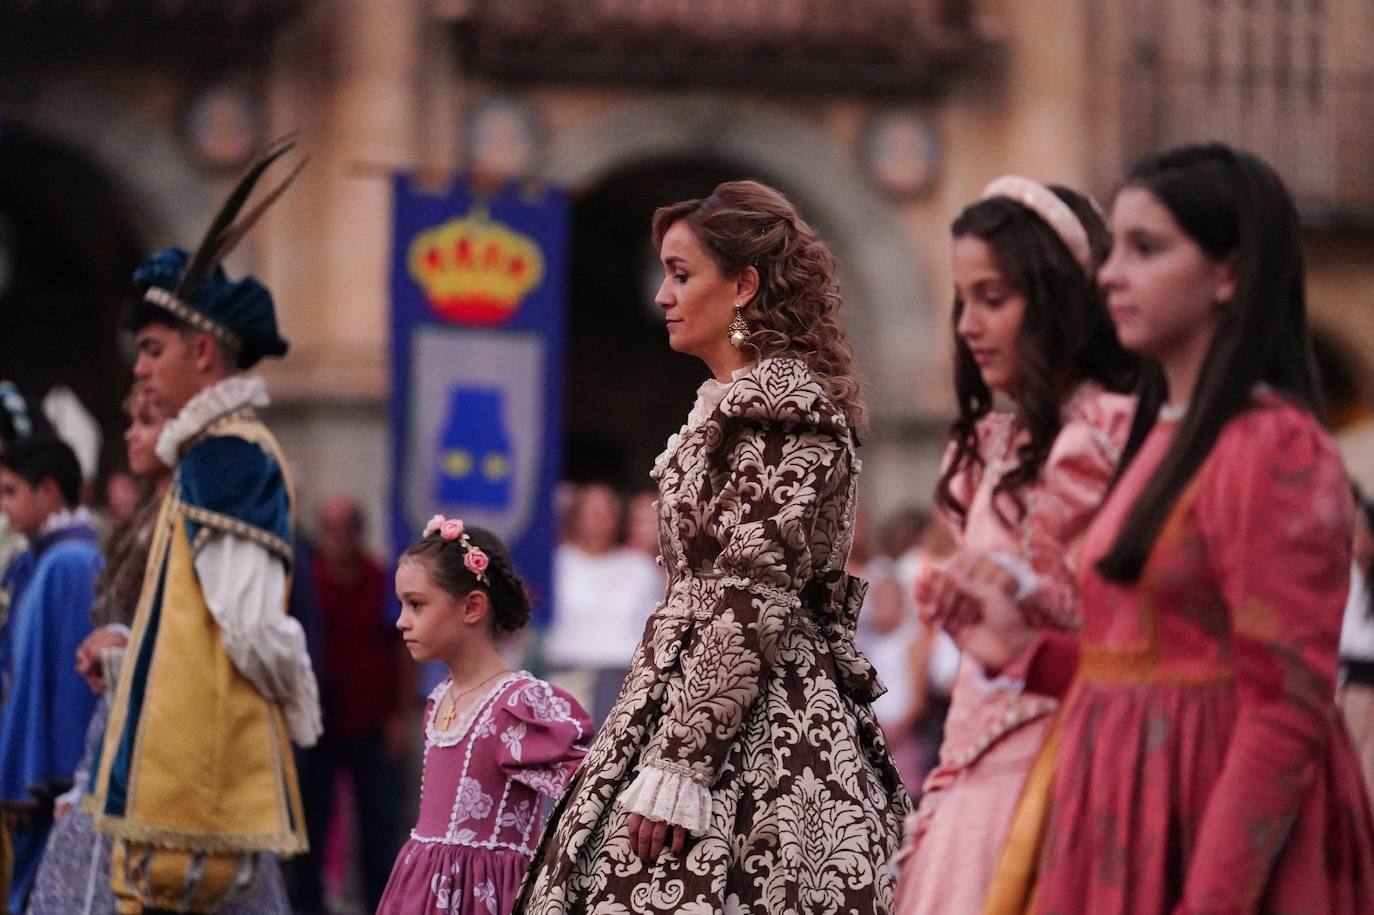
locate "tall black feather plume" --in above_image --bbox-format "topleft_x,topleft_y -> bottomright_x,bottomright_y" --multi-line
174,135 -> 302,302
209,154 -> 309,267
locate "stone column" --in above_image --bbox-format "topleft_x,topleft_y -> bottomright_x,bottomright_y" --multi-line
258,0 -> 429,552
263,0 -> 424,404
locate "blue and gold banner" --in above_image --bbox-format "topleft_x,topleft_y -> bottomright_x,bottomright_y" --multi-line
389,176 -> 568,625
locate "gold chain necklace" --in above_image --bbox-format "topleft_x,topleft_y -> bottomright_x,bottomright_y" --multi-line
437,668 -> 511,730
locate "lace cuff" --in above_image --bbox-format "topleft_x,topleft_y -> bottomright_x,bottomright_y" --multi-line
966,655 -> 1027,695
985,550 -> 1039,603
220,616 -> 323,747
55,782 -> 83,812
616,761 -> 713,836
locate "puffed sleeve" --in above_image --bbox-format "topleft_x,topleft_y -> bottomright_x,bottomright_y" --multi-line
195,535 -> 323,747
495,679 -> 592,800
617,364 -> 849,835
1179,402 -> 1353,914
1011,390 -> 1133,630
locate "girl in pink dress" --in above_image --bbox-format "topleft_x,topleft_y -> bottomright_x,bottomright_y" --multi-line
378,517 -> 592,915
893,178 -> 1136,915
957,145 -> 1374,914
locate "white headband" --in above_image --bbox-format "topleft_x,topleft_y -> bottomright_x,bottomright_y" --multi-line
979,175 -> 1095,275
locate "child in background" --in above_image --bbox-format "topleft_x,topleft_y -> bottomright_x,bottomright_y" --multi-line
378,516 -> 591,915
0,439 -> 101,913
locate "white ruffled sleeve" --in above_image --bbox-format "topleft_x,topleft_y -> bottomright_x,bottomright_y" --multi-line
617,762 -> 713,836
195,533 -> 323,747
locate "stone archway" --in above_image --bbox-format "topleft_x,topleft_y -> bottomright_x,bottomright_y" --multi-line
22,77 -> 215,247
0,116 -> 150,488
543,98 -> 933,428
3,79 -> 227,494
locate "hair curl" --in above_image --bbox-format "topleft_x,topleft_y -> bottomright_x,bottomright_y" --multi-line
123,381 -> 158,426
651,179 -> 867,431
402,526 -> 532,635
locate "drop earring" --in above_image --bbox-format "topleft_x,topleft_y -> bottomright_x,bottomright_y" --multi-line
727,304 -> 749,349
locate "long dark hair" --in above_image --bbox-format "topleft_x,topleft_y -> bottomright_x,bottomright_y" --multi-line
1095,144 -> 1322,582
936,185 -> 1134,527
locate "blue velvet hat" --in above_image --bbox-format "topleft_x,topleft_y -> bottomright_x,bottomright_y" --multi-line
133,248 -> 288,368
131,139 -> 303,369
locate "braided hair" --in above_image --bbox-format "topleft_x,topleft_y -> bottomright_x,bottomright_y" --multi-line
402,525 -> 532,635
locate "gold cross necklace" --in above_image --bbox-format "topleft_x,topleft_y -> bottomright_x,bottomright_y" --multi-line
437,668 -> 510,731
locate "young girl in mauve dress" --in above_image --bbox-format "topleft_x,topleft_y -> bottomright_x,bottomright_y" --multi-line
378,517 -> 592,915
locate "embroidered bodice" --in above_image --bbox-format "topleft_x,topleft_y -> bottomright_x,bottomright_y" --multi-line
411,673 -> 591,856
919,382 -> 1134,780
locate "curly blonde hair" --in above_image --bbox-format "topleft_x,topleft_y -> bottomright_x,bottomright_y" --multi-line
651,179 -> 867,432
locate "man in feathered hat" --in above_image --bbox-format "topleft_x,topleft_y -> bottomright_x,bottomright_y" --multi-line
84,143 -> 322,915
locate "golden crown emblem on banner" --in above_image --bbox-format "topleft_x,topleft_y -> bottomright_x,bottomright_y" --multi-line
408,212 -> 545,325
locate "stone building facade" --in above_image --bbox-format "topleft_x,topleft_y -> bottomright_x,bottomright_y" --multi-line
2,0 -> 1371,547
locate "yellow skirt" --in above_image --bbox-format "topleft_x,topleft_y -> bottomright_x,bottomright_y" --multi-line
981,713 -> 1063,915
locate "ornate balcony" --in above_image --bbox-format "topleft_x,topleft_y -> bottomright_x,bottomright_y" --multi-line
0,0 -> 304,60
1109,0 -> 1374,223
454,0 -> 994,96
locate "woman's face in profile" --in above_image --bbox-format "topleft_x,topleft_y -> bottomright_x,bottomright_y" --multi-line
655,220 -> 741,365
1098,186 -> 1232,362
124,407 -> 165,479
952,233 -> 1027,395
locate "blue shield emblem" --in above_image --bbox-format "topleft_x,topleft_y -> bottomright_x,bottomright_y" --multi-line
403,326 -> 543,541
435,387 -> 513,507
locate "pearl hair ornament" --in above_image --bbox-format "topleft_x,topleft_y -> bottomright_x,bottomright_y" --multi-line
979,175 -> 1096,276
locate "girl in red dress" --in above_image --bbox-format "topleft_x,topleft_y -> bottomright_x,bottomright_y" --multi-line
942,144 -> 1374,914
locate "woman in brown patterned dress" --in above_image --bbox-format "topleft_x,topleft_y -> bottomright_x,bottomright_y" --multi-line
516,181 -> 909,914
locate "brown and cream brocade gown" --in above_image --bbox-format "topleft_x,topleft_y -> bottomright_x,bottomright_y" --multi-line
517,357 -> 910,915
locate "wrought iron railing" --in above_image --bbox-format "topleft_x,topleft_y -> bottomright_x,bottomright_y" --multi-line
1120,0 -> 1374,220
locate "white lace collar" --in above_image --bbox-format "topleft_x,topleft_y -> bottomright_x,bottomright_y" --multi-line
424,670 -> 528,748
652,364 -> 755,480
685,369 -> 744,431
37,506 -> 97,539
156,375 -> 270,467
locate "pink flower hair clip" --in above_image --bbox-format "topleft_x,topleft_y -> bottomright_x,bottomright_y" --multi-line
421,514 -> 489,585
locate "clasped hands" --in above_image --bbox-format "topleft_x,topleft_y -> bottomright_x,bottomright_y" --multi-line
916,548 -> 1038,673
75,626 -> 128,694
